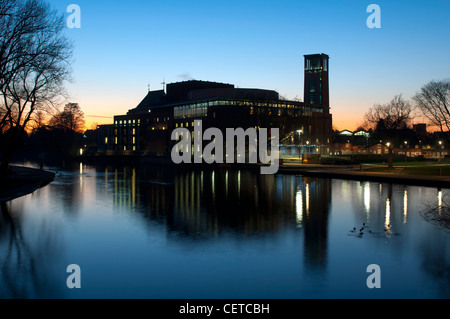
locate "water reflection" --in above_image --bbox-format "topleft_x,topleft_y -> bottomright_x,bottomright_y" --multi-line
0,201 -> 63,298
2,162 -> 450,298
421,189 -> 450,232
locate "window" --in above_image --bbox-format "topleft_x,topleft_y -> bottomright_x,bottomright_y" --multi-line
105,137 -> 108,144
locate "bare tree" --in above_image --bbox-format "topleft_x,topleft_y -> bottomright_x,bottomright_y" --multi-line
49,103 -> 85,133
413,79 -> 450,134
0,0 -> 72,180
364,94 -> 412,131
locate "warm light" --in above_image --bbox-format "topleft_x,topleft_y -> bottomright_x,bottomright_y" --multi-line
79,148 -> 83,156
403,188 -> 408,224
385,198 -> 391,228
364,182 -> 370,214
295,189 -> 303,227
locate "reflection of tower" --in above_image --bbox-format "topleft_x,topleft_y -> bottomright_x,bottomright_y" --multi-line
300,177 -> 331,272
304,53 -> 329,114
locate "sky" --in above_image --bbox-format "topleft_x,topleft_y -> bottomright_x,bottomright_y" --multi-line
46,0 -> 450,131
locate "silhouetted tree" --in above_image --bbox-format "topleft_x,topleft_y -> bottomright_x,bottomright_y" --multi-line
364,95 -> 412,143
413,79 -> 450,136
49,103 -> 85,133
0,0 -> 72,180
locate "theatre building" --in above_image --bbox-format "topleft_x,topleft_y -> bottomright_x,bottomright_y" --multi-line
98,54 -> 333,158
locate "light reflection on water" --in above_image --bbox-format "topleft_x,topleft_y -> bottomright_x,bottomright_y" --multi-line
0,163 -> 449,299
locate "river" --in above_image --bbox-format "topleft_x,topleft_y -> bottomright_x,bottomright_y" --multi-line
0,162 -> 449,299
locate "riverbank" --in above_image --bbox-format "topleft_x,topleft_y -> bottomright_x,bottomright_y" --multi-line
0,165 -> 55,202
278,163 -> 450,188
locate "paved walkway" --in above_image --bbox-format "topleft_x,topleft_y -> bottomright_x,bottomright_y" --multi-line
0,165 -> 55,202
278,163 -> 450,188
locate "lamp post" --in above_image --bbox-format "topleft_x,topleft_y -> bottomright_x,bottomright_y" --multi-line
297,130 -> 302,160
306,141 -> 310,154
404,141 -> 408,167
386,142 -> 393,170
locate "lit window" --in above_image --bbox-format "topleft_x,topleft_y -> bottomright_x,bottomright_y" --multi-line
105,137 -> 108,144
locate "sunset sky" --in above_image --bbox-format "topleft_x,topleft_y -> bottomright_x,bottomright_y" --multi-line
47,0 -> 450,131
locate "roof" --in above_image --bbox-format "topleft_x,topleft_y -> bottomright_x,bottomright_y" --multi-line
136,90 -> 166,108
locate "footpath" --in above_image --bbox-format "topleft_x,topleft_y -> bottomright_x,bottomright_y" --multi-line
0,165 -> 55,202
278,163 -> 450,189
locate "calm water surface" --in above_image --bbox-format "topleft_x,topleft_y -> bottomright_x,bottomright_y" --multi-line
1,163 -> 449,299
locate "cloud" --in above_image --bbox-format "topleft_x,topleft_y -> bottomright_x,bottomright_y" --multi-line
177,72 -> 196,81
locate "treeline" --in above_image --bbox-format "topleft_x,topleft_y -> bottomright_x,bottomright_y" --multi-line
359,79 -> 450,147
0,103 -> 86,164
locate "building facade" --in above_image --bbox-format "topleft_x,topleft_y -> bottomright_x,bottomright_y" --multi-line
98,55 -> 333,159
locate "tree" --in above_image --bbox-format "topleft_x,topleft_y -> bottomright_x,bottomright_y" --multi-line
413,79 -> 450,134
364,95 -> 412,169
0,0 -> 72,180
364,95 -> 412,134
49,103 -> 85,133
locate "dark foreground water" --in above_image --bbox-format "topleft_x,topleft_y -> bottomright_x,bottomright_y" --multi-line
1,163 -> 449,299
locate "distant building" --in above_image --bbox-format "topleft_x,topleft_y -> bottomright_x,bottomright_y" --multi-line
413,123 -> 427,137
97,55 -> 333,158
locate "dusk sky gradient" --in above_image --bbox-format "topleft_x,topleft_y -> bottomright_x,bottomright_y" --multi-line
47,0 -> 450,131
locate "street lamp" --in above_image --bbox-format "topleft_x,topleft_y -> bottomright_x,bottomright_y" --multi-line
386,142 -> 393,170
404,141 -> 408,166
297,130 -> 302,159
306,140 -> 310,154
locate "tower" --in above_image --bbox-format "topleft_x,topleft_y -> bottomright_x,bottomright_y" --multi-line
304,53 -> 329,113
